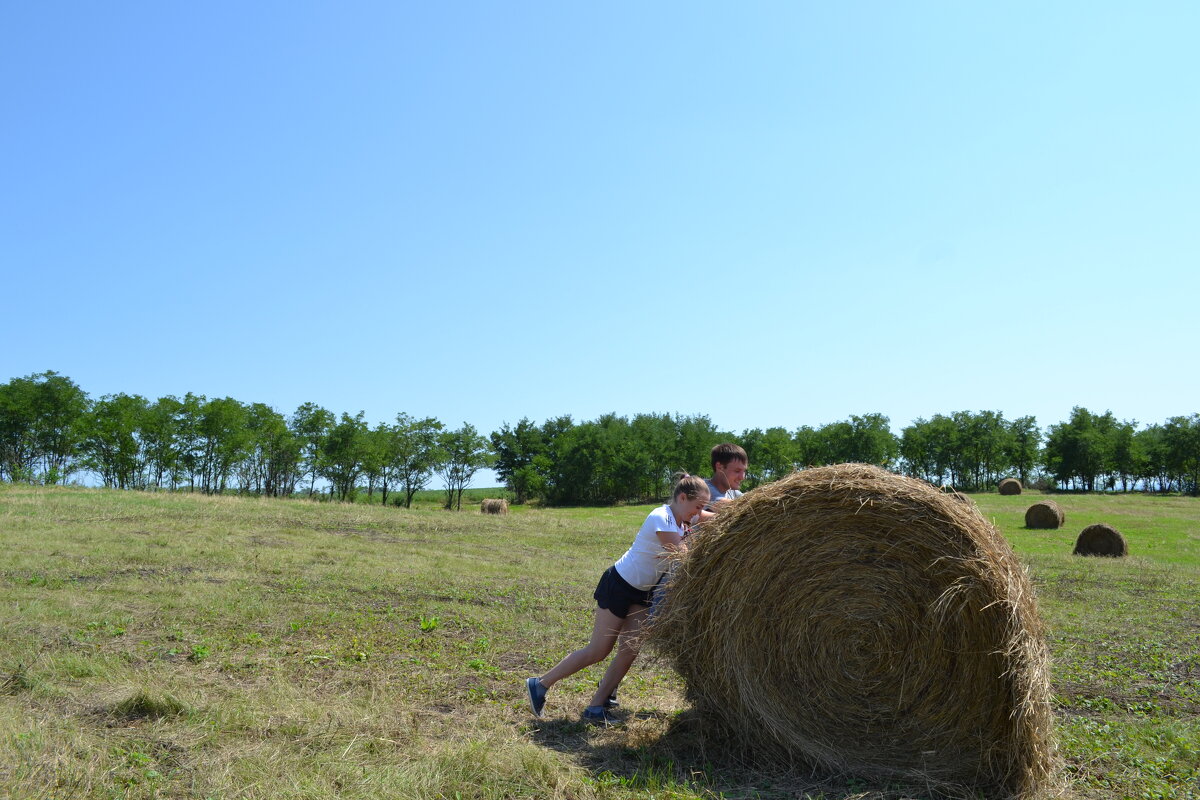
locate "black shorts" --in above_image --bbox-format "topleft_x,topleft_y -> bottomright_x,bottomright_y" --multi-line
593,565 -> 653,619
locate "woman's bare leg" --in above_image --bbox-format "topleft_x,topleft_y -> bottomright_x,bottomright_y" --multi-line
589,604 -> 647,707
538,607 -> 627,688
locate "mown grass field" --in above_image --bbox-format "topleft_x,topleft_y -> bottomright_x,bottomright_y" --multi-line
1,485 -> 1198,799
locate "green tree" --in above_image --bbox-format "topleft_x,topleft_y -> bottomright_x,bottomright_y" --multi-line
174,393 -> 206,491
359,423 -> 391,501
142,396 -> 184,490
387,413 -> 443,508
490,417 -> 546,504
629,413 -> 677,500
740,426 -> 795,488
955,410 -> 1007,490
195,397 -> 250,494
1043,407 -> 1117,491
83,393 -> 150,489
0,371 -> 90,483
793,425 -> 825,468
320,412 -> 369,502
1005,416 -> 1042,486
1163,414 -> 1200,495
0,376 -> 39,481
673,414 -> 723,478
1110,420 -> 1140,492
1135,425 -> 1173,492
900,418 -> 939,484
238,403 -> 300,497
290,402 -> 334,498
436,423 -> 492,510
815,414 -> 897,468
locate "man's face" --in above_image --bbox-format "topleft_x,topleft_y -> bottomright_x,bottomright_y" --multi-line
718,459 -> 747,490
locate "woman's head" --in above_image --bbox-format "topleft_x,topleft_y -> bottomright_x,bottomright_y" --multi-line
670,472 -> 710,520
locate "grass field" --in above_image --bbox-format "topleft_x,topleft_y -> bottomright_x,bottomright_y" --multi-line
1,485 -> 1198,799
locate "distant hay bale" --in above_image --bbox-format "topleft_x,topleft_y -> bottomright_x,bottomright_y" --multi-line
1073,523 -> 1127,557
998,478 -> 1023,495
651,463 -> 1057,798
1025,500 -> 1065,530
480,498 -> 508,515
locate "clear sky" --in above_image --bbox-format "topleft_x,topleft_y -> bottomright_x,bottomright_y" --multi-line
3,3 -> 1198,487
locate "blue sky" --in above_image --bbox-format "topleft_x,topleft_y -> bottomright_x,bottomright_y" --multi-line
3,3 -> 1198,487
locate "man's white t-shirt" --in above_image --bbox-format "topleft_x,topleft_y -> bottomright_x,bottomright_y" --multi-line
613,504 -> 686,591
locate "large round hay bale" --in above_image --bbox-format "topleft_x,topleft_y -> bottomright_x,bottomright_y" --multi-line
1025,500 -> 1065,529
998,478 -> 1023,495
651,464 -> 1057,797
1073,523 -> 1127,557
480,498 -> 508,515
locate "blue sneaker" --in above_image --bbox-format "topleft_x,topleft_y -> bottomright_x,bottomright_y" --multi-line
581,705 -> 618,725
526,677 -> 547,717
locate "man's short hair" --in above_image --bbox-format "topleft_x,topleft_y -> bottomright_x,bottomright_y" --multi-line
711,442 -> 748,470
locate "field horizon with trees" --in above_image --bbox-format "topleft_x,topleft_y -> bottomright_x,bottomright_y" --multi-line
3,371 -> 1199,508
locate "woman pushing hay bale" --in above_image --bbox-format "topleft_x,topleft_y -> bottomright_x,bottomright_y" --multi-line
1025,500 -> 1065,529
1073,523 -> 1127,557
998,477 -> 1023,495
480,498 -> 508,515
650,463 -> 1057,798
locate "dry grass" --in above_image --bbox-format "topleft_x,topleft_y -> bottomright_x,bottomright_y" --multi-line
650,464 -> 1059,799
4,483 -> 1199,798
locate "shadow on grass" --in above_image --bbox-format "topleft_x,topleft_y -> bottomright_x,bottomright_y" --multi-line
530,708 -> 964,800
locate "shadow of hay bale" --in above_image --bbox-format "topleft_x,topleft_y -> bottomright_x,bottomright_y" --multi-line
1073,523 -> 1128,557
998,478 -> 1023,495
649,464 -> 1058,799
531,708 -> 997,800
1024,500 -> 1065,529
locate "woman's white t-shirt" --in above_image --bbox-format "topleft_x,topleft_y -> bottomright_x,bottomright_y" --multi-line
613,504 -> 686,591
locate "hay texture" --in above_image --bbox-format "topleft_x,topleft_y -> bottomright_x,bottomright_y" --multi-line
940,486 -> 975,507
1073,523 -> 1127,557
952,491 -> 976,507
480,498 -> 508,515
651,464 -> 1057,798
1025,501 -> 1065,530
998,478 -> 1023,496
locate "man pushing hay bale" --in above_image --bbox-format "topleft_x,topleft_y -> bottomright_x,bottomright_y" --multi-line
998,477 -> 1023,495
650,463 -> 1057,798
1073,523 -> 1127,557
480,498 -> 508,515
1025,500 -> 1065,529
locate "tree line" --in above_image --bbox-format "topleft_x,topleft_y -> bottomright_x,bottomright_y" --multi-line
3,371 -> 1199,503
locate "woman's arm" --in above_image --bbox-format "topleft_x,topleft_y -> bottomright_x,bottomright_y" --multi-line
655,529 -> 685,553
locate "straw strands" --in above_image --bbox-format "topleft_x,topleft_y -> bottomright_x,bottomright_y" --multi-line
650,464 -> 1058,798
480,499 -> 509,515
1025,501 -> 1065,530
1073,523 -> 1127,557
998,478 -> 1023,495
